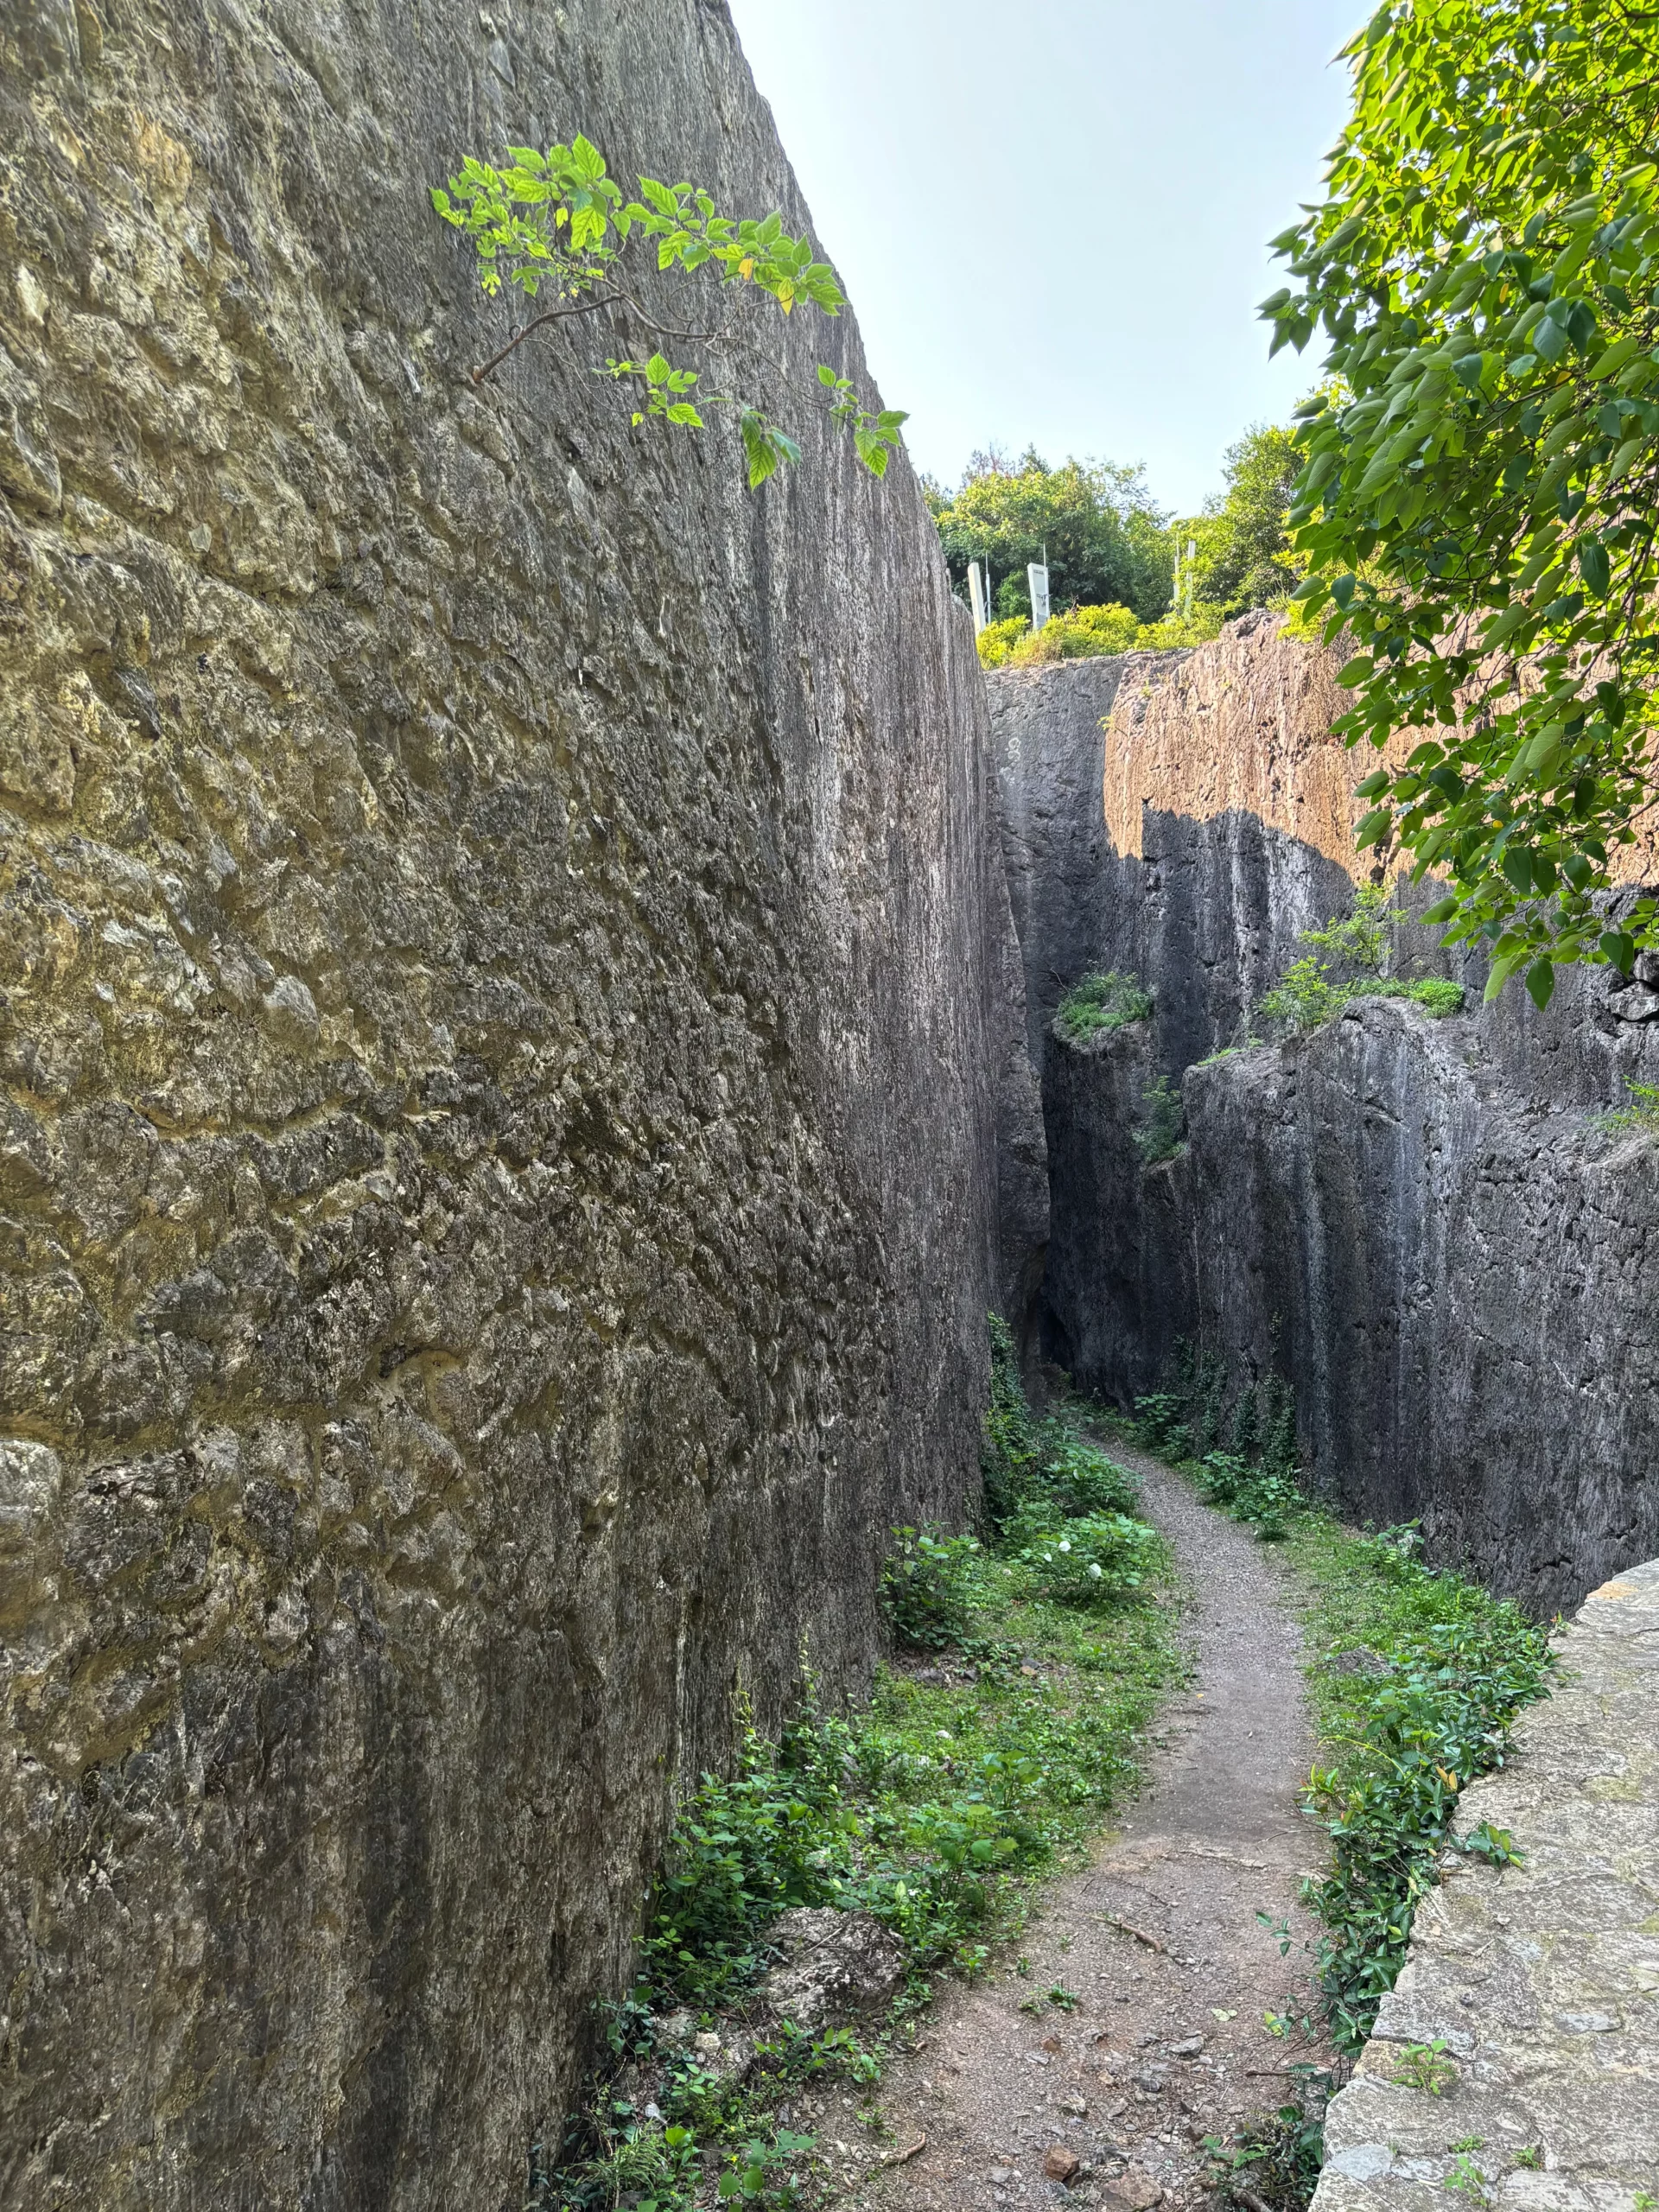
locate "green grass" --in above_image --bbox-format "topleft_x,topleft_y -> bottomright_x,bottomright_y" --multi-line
1110,1368 -> 1552,2059
1591,1076 -> 1659,1141
1053,969 -> 1154,1044
539,1332 -> 1185,2209
1280,1516 -> 1551,2050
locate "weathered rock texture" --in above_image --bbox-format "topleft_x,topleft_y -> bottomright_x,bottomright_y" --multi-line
0,3 -> 1039,2204
1315,1556 -> 1659,2212
991,620 -> 1659,1611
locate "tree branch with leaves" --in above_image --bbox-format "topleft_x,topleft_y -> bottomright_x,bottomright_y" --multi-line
430,134 -> 906,492
1262,0 -> 1659,1007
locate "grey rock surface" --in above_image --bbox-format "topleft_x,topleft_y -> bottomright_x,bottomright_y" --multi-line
755,1905 -> 906,2032
991,623 -> 1659,1609
0,1 -> 1034,2203
1314,1557 -> 1659,2212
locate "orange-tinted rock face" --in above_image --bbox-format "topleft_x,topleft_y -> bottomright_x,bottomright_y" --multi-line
1103,608 -> 1659,883
1102,613 -> 1363,869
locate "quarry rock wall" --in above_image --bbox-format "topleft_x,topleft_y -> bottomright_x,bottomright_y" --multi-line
0,2 -> 1041,2202
1315,1557 -> 1659,2212
991,620 -> 1659,1613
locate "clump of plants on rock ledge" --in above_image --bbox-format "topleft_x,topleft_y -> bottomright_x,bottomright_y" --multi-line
537,1319 -> 1181,2209
1256,886 -> 1465,1039
1052,968 -> 1153,1043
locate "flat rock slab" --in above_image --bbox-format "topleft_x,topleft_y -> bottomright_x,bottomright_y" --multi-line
1314,1556 -> 1659,2212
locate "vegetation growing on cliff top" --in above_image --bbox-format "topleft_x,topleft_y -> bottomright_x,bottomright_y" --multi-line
1263,0 -> 1659,1003
1256,885 -> 1466,1038
928,451 -> 1174,626
942,424 -> 1302,671
431,134 -> 905,489
541,1325 -> 1182,2208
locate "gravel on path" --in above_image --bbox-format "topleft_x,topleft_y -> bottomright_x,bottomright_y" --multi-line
824,1439 -> 1333,2212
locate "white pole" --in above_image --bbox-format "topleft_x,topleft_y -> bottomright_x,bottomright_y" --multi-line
968,560 -> 990,634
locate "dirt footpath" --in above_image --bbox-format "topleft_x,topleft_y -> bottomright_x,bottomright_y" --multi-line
830,1442 -> 1334,2209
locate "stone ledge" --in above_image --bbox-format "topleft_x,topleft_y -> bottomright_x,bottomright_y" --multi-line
1314,1558 -> 1659,2212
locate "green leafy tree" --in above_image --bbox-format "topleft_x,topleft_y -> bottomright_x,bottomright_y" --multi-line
431,134 -> 906,489
929,450 -> 1174,622
1181,422 -> 1305,617
1262,1 -> 1659,1007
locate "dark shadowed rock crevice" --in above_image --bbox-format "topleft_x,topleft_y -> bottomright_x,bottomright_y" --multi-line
989,624 -> 1659,1614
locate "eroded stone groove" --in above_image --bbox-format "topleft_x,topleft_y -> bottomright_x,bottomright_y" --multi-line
0,2 -> 1043,2202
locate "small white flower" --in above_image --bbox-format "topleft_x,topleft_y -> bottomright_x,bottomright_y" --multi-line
1088,1562 -> 1103,1580
1058,1540 -> 1071,1554
1042,1554 -> 1053,1563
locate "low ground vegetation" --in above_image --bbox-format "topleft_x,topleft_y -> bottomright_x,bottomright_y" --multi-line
1113,1351 -> 1553,2056
541,1322 -> 1182,2209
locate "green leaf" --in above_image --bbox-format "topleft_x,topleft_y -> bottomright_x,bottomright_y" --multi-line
1525,958 -> 1555,1011
1600,931 -> 1635,973
1480,603 -> 1530,649
1589,333 -> 1641,379
1421,894 -> 1459,924
817,363 -> 839,386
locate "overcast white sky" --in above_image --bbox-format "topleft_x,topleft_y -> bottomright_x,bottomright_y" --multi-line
723,0 -> 1364,515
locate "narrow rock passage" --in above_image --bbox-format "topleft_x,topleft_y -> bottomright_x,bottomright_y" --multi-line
855,1440 -> 1332,2211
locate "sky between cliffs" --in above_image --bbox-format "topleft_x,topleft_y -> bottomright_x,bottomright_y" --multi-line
724,0 -> 1363,514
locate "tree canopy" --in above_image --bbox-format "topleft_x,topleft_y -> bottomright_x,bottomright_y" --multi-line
927,451 -> 1174,625
1263,0 -> 1659,1005
1182,422 -> 1304,619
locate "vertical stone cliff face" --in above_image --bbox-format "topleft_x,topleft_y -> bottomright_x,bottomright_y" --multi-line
0,3 -> 1040,2202
991,620 -> 1659,1614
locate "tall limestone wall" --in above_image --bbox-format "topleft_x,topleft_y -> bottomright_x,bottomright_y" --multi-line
0,2 -> 1043,2203
991,618 -> 1659,1614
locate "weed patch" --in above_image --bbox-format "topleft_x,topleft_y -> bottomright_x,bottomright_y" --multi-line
1285,1520 -> 1551,2050
1133,1073 -> 1185,1164
541,1323 -> 1184,2207
1204,2065 -> 1332,2212
1591,1076 -> 1659,1142
1120,1357 -> 1553,2058
1053,969 -> 1154,1044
